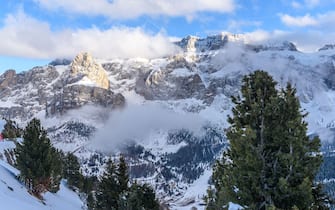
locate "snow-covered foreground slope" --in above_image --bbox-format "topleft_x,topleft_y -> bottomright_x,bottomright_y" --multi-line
0,120 -> 83,210
0,158 -> 83,210
0,159 -> 83,210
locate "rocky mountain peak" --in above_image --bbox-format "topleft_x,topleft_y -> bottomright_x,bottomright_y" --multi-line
319,44 -> 335,51
176,33 -> 299,53
0,69 -> 17,90
70,52 -> 110,89
176,33 -> 245,52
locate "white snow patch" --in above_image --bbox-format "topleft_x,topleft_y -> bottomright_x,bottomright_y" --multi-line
0,160 -> 83,210
173,169 -> 212,210
171,68 -> 196,77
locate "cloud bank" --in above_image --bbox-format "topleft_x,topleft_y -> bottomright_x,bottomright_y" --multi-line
291,0 -> 321,9
0,10 -> 179,59
89,103 -> 206,153
33,0 -> 235,20
280,11 -> 335,29
280,14 -> 318,27
241,29 -> 335,52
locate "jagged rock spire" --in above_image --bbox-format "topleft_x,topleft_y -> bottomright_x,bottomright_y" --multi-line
70,52 -> 110,89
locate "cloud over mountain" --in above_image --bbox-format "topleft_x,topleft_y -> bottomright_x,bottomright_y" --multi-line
0,9 -> 179,59
33,0 -> 236,19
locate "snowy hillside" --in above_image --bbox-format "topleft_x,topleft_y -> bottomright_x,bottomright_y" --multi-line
0,121 -> 84,210
1,32 -> 335,209
0,160 -> 83,210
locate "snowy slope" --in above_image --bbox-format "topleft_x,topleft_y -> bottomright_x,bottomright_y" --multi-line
0,120 -> 84,210
0,157 -> 83,210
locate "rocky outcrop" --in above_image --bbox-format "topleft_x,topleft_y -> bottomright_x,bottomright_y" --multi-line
47,85 -> 125,116
0,70 -> 17,88
0,106 -> 26,120
247,41 -> 298,52
0,70 -> 17,96
319,44 -> 335,51
176,33 -> 245,52
176,33 -> 297,53
70,52 -> 110,89
49,58 -> 72,66
136,69 -> 206,101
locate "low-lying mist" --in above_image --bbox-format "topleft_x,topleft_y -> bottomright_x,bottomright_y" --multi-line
89,103 -> 207,153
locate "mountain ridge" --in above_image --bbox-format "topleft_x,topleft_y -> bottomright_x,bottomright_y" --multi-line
1,33 -> 335,209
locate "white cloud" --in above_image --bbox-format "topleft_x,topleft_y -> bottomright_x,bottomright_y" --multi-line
226,20 -> 262,32
272,30 -> 335,52
90,103 -> 206,153
291,0 -> 320,9
0,10 -> 179,59
280,13 -> 318,27
243,29 -> 335,52
33,0 -> 235,20
244,30 -> 271,43
304,0 -> 320,8
280,11 -> 335,29
316,11 -> 335,28
291,1 -> 302,9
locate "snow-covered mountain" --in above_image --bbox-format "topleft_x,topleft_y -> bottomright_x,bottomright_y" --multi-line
1,32 -> 335,209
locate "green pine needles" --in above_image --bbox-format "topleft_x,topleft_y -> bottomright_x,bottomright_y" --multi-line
207,70 -> 329,209
15,118 -> 62,197
93,156 -> 159,210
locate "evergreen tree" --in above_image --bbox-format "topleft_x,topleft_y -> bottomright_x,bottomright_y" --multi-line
87,191 -> 96,210
2,118 -> 22,139
94,156 -> 160,210
117,155 -> 129,193
15,118 -> 62,196
83,176 -> 98,194
95,160 -> 119,210
125,183 -> 159,210
63,153 -> 84,190
49,148 -> 63,193
208,71 -> 327,209
84,176 -> 99,210
204,187 -> 220,210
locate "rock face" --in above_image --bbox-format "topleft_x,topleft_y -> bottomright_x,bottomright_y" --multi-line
319,44 -> 335,51
176,33 -> 244,52
47,85 -> 125,116
0,53 -> 125,119
134,56 -> 208,101
176,33 -> 297,53
70,52 -> 110,89
247,41 -> 297,52
0,70 -> 17,92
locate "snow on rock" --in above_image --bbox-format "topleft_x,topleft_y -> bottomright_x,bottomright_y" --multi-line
70,52 -> 110,89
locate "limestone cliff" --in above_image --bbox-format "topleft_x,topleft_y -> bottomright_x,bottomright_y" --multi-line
70,52 -> 110,89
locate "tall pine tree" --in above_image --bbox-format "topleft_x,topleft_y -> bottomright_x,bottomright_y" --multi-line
95,160 -> 120,210
117,155 -> 129,193
15,118 -> 62,196
208,71 -> 327,209
94,156 -> 159,210
63,153 -> 84,190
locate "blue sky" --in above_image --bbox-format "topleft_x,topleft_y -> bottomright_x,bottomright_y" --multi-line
0,0 -> 335,72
